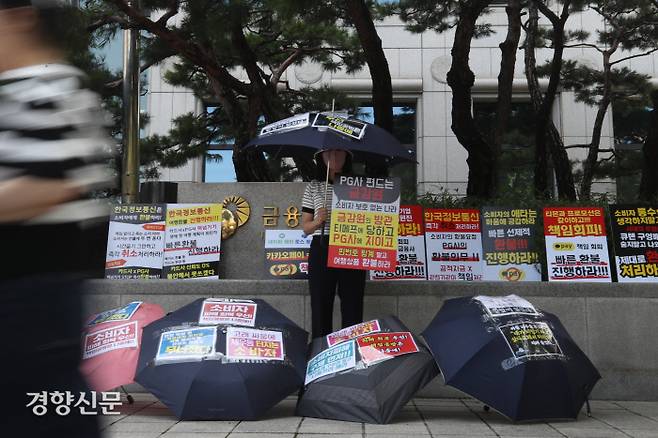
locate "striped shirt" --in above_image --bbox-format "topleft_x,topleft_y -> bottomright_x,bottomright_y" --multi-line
302,180 -> 334,236
0,63 -> 114,225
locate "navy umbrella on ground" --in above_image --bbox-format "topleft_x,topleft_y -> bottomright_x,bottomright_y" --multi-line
135,297 -> 308,420
243,112 -> 416,163
422,295 -> 600,422
296,315 -> 438,424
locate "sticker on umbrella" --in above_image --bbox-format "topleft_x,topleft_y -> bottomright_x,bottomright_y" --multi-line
198,298 -> 257,326
155,326 -> 217,364
226,327 -> 284,362
260,113 -> 311,136
83,321 -> 139,360
326,319 -> 381,347
312,114 -> 367,140
87,301 -> 142,326
473,295 -> 540,318
499,321 -> 564,361
305,340 -> 357,386
356,332 -> 419,366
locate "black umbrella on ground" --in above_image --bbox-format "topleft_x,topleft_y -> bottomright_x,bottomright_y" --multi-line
296,315 -> 438,424
422,295 -> 600,422
135,297 -> 308,420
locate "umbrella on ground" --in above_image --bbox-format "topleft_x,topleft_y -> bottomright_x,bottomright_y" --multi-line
135,297 -> 308,420
422,295 -> 600,422
296,315 -> 438,424
80,301 -> 165,399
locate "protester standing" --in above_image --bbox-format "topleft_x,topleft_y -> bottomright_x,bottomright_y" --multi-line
301,149 -> 367,339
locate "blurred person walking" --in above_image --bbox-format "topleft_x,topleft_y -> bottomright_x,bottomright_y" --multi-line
0,1 -> 113,436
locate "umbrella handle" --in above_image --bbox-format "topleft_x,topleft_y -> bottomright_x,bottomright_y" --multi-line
586,397 -> 591,417
321,156 -> 330,238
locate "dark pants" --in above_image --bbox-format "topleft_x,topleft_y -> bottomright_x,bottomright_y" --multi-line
0,274 -> 100,438
308,236 -> 367,339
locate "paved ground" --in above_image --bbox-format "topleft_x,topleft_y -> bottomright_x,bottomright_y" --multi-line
100,394 -> 658,438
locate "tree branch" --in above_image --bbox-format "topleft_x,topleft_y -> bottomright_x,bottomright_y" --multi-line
610,47 -> 658,66
156,0 -> 180,26
87,15 -> 130,32
106,0 -> 250,95
271,49 -> 303,86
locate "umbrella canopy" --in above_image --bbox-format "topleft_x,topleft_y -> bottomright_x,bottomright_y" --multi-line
80,301 -> 165,392
243,112 -> 415,163
135,297 -> 308,420
422,295 -> 600,422
296,315 -> 438,424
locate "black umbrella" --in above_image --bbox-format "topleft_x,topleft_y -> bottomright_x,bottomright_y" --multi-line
244,112 -> 416,163
422,295 -> 600,422
135,297 -> 308,420
296,315 -> 438,424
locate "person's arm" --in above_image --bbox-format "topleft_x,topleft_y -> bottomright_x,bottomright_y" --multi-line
302,208 -> 327,235
0,176 -> 81,222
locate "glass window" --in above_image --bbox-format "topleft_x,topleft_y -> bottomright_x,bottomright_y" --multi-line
356,105 -> 417,202
204,150 -> 237,183
613,101 -> 652,202
473,100 -> 542,198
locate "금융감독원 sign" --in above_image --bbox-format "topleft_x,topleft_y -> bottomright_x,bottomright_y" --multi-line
163,204 -> 222,280
544,207 -> 611,282
105,204 -> 166,279
326,319 -> 381,347
370,205 -> 427,280
328,176 -> 401,271
481,207 -> 541,282
609,205 -> 658,282
424,209 -> 483,281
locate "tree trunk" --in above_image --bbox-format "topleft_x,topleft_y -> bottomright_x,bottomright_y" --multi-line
639,92 -> 658,201
345,0 -> 393,177
525,2 -> 577,200
579,55 -> 612,200
491,0 -> 522,196
446,0 -> 494,199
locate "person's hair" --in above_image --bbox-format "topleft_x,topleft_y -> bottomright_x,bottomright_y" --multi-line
314,151 -> 353,181
0,0 -> 74,52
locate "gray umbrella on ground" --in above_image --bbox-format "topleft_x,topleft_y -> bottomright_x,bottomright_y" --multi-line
296,315 -> 438,424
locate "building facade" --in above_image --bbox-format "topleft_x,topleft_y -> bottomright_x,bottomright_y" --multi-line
146,7 -> 658,198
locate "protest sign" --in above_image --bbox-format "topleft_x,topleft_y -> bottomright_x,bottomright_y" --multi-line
473,295 -> 540,318
305,340 -> 357,385
87,302 -> 142,326
356,331 -> 418,366
609,205 -> 658,282
198,298 -> 257,326
264,230 -> 312,279
83,321 -> 139,360
163,204 -> 222,280
326,320 -> 381,347
499,321 -> 563,360
544,207 -> 611,282
155,326 -> 217,363
226,327 -> 284,361
481,207 -> 541,281
328,176 -> 400,271
424,209 -> 483,281
370,205 -> 427,280
105,204 -> 166,279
